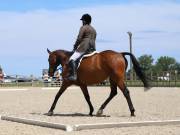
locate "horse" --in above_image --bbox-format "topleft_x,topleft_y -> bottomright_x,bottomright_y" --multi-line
46,49 -> 149,117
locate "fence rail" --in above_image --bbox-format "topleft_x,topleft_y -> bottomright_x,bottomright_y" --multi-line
0,80 -> 180,87
0,71 -> 180,87
125,71 -> 180,87
0,81 -> 62,87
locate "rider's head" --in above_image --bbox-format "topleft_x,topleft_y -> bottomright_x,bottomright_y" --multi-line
80,14 -> 91,25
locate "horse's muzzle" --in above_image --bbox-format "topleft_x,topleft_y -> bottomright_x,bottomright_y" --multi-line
48,68 -> 54,77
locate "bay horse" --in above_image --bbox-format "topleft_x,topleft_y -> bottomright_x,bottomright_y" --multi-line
46,49 -> 149,117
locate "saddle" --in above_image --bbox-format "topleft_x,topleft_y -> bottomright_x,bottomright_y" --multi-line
76,51 -> 98,68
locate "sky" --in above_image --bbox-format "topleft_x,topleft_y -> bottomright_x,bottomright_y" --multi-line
0,0 -> 180,77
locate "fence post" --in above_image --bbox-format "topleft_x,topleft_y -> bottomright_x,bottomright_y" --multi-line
175,70 -> 177,87
16,75 -> 18,87
169,72 -> 171,87
157,73 -> 159,87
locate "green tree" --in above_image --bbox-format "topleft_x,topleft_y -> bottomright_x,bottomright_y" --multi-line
174,62 -> 180,72
0,65 -> 2,72
138,55 -> 154,73
155,56 -> 176,72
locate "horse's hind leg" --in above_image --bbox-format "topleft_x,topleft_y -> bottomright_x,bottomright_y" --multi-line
80,85 -> 94,116
96,79 -> 117,116
118,81 -> 135,116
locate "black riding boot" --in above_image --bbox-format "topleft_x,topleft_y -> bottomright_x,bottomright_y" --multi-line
68,60 -> 77,81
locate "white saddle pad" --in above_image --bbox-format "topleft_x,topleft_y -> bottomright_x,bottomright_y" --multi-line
77,51 -> 98,68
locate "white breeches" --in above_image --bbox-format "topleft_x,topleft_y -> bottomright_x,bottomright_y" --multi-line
69,51 -> 84,61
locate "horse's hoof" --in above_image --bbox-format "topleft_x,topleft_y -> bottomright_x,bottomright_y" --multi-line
131,111 -> 136,117
89,108 -> 94,116
89,112 -> 92,116
89,114 -> 93,117
96,109 -> 103,116
89,112 -> 93,116
45,111 -> 54,116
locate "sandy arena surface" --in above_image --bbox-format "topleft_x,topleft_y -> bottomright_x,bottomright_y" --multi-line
0,86 -> 180,135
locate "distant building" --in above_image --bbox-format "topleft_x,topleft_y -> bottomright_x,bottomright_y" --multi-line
42,69 -> 49,81
42,69 -> 61,81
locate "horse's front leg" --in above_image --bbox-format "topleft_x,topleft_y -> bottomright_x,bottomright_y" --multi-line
80,85 -> 94,116
46,82 -> 70,116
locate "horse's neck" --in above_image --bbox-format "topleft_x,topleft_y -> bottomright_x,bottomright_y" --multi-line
57,50 -> 72,67
63,50 -> 73,58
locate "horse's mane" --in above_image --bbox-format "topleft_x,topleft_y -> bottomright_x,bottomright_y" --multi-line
56,49 -> 73,57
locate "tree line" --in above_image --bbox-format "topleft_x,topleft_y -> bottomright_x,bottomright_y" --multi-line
137,55 -> 180,75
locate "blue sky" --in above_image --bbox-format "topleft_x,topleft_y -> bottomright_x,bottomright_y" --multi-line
1,0 -> 180,11
0,0 -> 180,76
0,0 -> 123,11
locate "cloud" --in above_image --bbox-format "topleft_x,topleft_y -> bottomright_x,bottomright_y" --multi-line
96,39 -> 117,43
138,30 -> 168,34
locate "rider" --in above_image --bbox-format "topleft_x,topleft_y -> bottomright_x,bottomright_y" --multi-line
68,13 -> 97,81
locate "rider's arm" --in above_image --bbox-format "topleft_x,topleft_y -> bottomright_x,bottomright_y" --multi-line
73,26 -> 85,50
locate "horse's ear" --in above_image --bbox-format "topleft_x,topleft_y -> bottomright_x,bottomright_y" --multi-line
47,48 -> 51,54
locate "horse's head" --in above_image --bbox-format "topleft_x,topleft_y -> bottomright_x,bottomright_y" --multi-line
47,48 -> 60,77
47,48 -> 72,77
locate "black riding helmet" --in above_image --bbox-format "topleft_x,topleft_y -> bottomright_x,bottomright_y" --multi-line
80,14 -> 91,24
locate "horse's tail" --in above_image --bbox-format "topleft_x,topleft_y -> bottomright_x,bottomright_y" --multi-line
121,52 -> 150,89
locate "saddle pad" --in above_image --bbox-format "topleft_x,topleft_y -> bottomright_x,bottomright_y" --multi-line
77,51 -> 98,68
